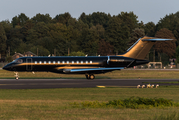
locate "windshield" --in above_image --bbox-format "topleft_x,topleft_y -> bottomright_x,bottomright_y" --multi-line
14,59 -> 23,63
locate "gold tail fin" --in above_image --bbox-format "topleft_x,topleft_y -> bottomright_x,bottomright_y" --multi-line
118,36 -> 173,59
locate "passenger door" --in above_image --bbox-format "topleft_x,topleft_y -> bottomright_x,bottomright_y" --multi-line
26,58 -> 32,71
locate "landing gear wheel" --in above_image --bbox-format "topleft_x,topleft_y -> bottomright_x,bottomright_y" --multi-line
89,74 -> 95,80
85,75 -> 90,79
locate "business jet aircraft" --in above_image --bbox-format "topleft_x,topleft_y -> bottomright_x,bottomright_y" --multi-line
3,36 -> 173,80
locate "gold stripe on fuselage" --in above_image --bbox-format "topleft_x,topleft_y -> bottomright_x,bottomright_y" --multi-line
109,59 -> 124,62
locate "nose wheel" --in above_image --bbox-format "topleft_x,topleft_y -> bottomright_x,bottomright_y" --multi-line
14,72 -> 19,80
85,74 -> 95,80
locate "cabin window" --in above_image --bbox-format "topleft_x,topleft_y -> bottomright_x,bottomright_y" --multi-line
76,61 -> 79,64
67,61 -> 69,64
86,61 -> 88,64
58,61 -> 60,64
62,61 -> 65,64
48,61 -> 51,64
81,61 -> 83,64
90,61 -> 92,64
39,61 -> 42,64
44,61 -> 46,64
72,61 -> 74,64
35,61 -> 37,64
53,61 -> 56,64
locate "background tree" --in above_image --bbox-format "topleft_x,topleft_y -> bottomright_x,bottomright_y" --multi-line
26,22 -> 49,45
6,56 -> 13,62
129,28 -> 145,46
54,12 -> 72,25
1,20 -> 12,39
0,23 -> 7,55
117,12 -> 139,33
6,38 -> 24,55
21,20 -> 34,42
106,16 -> 130,54
98,39 -> 113,56
30,46 -> 50,56
81,28 -> 99,56
11,13 -> 29,28
18,13 -> 29,26
176,46 -> 179,63
67,19 -> 81,52
156,12 -> 179,45
69,51 -> 85,56
11,16 -> 20,28
32,13 -> 52,24
79,12 -> 111,29
90,24 -> 105,39
154,28 -> 176,61
144,22 -> 156,36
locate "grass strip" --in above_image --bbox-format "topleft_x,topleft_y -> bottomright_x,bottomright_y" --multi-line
71,97 -> 179,109
150,112 -> 179,120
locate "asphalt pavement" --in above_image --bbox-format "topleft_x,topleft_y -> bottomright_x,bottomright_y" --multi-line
0,79 -> 178,89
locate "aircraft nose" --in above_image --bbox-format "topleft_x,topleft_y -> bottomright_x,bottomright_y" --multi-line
3,64 -> 10,70
3,65 -> 8,70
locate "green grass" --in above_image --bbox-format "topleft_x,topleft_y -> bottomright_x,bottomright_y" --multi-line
150,112 -> 179,120
0,88 -> 179,119
159,85 -> 179,88
1,69 -> 179,79
71,97 -> 177,109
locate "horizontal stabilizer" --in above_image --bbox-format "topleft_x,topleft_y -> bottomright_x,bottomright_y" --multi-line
142,38 -> 173,41
68,67 -> 124,73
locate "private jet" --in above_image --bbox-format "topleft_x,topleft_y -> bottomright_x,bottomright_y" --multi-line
3,36 -> 173,79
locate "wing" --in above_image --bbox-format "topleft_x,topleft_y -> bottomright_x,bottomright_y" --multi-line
62,67 -> 125,73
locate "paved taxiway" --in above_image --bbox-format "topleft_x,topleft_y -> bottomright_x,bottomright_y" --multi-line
0,79 -> 178,89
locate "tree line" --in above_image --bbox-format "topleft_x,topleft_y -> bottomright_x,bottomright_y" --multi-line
0,11 -> 178,64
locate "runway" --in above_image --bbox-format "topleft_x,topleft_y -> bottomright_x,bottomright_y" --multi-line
0,79 -> 178,89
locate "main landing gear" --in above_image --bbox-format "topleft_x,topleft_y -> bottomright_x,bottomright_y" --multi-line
85,74 -> 95,80
14,72 -> 19,80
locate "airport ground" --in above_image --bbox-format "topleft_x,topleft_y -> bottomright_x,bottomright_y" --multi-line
0,69 -> 179,119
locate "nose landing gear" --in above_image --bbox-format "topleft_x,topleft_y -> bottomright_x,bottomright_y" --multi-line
14,72 -> 19,80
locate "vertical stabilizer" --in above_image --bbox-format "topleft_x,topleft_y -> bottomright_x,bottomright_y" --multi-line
118,36 -> 173,59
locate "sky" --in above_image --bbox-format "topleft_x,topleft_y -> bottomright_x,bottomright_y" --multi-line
0,0 -> 178,24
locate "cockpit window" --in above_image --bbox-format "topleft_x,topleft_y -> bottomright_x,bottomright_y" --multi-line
14,59 -> 23,63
